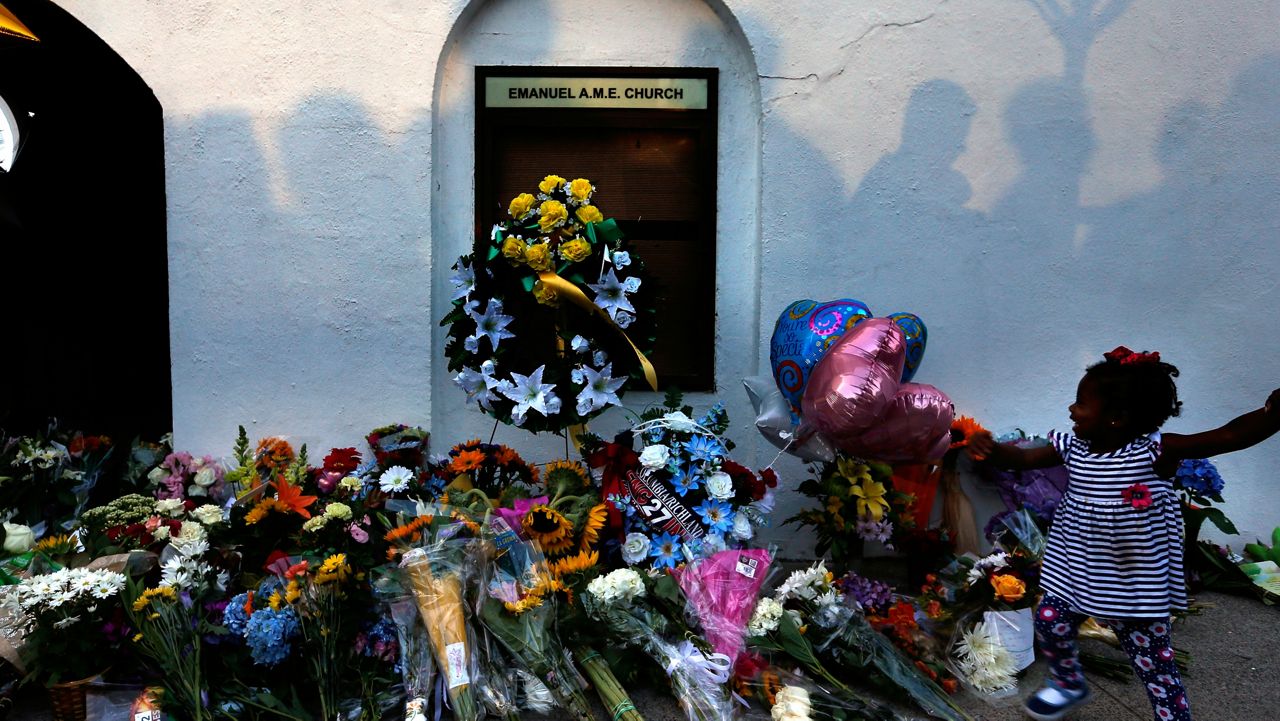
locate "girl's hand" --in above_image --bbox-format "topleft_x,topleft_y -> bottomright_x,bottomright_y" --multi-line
968,430 -> 995,461
1267,389 -> 1279,416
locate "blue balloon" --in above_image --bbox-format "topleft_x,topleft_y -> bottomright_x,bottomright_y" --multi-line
769,299 -> 872,414
886,312 -> 928,382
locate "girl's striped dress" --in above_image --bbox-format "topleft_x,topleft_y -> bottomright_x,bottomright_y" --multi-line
1040,431 -> 1186,618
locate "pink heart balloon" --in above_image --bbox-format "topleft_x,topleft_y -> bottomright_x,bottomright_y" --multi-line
800,318 -> 905,448
843,382 -> 955,463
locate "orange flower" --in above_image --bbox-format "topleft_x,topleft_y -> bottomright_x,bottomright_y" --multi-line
272,474 -> 318,519
255,436 -> 295,471
949,416 -> 988,450
942,678 -> 959,695
926,599 -> 943,619
887,600 -> 918,634
493,446 -> 520,466
449,449 -> 487,474
991,573 -> 1027,603
385,515 -> 433,544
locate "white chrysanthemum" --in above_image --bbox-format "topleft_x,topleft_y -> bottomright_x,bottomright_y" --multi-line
171,536 -> 210,559
953,619 -> 1018,693
177,521 -> 206,543
774,563 -> 829,602
379,466 -> 415,493
966,551 -> 1010,585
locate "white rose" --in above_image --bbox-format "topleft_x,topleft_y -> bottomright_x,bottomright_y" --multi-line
731,512 -> 754,541
153,525 -> 171,541
2,523 -> 34,554
177,521 -> 206,543
705,471 -> 734,500
192,505 -> 224,526
193,467 -> 217,487
638,445 -> 670,469
146,466 -> 168,485
771,687 -> 811,721
620,533 -> 651,565
155,498 -> 186,517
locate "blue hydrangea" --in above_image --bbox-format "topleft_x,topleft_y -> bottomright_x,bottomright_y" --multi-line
245,607 -> 300,667
1175,458 -> 1225,497
223,592 -> 252,637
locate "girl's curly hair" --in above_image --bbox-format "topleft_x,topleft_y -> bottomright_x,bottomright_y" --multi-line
1085,349 -> 1182,435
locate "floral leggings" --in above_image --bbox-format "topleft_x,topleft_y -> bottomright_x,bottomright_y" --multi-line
1035,592 -> 1191,721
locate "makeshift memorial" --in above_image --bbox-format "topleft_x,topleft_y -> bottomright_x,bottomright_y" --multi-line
590,392 -> 776,568
841,573 -> 960,696
442,173 -> 657,432
585,568 -> 736,721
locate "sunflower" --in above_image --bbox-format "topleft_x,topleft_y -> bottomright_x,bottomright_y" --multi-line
504,595 -> 544,614
544,459 -> 590,491
578,503 -> 608,550
550,549 -> 599,579
33,534 -> 75,555
950,415 -> 987,450
522,504 -> 575,555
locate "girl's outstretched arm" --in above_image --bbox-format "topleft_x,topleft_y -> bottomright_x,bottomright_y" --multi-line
1156,389 -> 1280,473
968,430 -> 1063,469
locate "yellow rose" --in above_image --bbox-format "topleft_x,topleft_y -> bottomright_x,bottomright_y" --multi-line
538,174 -> 566,195
566,178 -> 594,205
501,236 -> 528,263
508,192 -> 536,219
525,241 -> 553,271
575,204 -> 604,225
990,573 -> 1026,603
538,200 -> 568,232
533,279 -> 559,306
559,237 -> 592,263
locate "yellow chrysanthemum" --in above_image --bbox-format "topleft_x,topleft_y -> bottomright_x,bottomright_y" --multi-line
537,201 -> 568,233
533,279 -> 559,307
33,534 -> 74,555
575,204 -> 603,225
850,479 -> 889,521
132,586 -> 178,612
524,241 -> 553,271
508,192 -> 536,219
558,237 -> 592,263
501,236 -> 528,263
316,553 -> 352,585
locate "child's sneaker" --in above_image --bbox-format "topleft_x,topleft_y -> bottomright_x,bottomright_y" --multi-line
1023,683 -> 1091,721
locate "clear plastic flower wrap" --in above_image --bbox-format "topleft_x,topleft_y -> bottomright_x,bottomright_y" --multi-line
945,613 -> 1020,706
584,568 -> 735,721
388,595 -> 436,721
736,664 -> 897,721
472,530 -> 594,721
400,524 -> 482,721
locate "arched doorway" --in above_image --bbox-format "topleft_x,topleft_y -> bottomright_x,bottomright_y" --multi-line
0,0 -> 170,441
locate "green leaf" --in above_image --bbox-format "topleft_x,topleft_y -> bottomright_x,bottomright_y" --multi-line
1200,507 -> 1239,535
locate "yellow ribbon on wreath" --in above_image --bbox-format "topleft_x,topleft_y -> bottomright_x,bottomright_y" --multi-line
536,270 -> 658,392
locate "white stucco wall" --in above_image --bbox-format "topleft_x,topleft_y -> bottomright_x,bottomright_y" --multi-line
59,0 -> 1280,550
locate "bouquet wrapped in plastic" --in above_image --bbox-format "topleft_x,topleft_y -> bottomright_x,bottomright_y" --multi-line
676,548 -> 772,665
388,596 -> 435,721
585,568 -> 735,721
473,532 -> 594,721
401,523 -> 482,721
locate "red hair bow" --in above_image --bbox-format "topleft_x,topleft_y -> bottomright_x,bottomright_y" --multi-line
1104,346 -> 1161,365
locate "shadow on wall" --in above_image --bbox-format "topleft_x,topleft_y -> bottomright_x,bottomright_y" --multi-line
165,94 -> 434,441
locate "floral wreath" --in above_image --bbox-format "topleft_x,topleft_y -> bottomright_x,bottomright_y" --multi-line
442,174 -> 658,433
588,395 -> 777,569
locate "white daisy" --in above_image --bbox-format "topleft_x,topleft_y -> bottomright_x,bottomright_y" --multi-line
379,466 -> 415,493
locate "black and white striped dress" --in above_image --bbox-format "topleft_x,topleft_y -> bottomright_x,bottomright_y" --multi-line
1040,431 -> 1186,619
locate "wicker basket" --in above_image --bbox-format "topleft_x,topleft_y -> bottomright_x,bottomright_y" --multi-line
48,673 -> 99,721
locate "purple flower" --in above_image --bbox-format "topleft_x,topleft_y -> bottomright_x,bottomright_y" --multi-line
835,572 -> 895,614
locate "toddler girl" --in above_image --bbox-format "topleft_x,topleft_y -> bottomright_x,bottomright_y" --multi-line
968,346 -> 1280,721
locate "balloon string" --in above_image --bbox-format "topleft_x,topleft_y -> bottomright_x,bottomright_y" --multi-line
764,438 -> 795,472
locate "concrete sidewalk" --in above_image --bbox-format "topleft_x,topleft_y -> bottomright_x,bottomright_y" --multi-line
6,590 -> 1277,720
